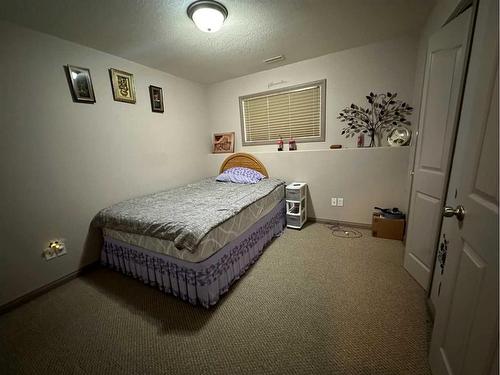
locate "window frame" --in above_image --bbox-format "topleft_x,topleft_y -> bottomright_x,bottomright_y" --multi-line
239,79 -> 327,146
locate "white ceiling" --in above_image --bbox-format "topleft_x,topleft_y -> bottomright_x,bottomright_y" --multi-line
1,0 -> 435,84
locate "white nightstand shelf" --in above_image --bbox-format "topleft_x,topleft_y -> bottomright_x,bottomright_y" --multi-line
286,182 -> 307,229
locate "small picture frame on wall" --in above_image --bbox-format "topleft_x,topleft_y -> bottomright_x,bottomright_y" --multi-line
213,132 -> 235,153
65,65 -> 96,103
109,68 -> 136,104
149,85 -> 164,113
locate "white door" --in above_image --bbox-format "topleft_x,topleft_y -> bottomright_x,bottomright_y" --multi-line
404,8 -> 472,290
429,0 -> 499,373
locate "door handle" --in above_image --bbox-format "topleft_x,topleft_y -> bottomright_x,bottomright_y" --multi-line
443,205 -> 465,221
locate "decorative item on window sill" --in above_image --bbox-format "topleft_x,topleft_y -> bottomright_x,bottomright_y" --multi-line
357,133 -> 365,148
277,136 -> 284,151
338,92 -> 413,147
288,137 -> 297,151
387,127 -> 411,146
212,132 -> 235,153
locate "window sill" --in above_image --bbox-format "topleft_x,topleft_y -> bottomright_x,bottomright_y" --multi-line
208,146 -> 410,156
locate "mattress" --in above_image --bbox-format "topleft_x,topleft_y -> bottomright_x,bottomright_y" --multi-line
104,183 -> 284,263
94,177 -> 284,252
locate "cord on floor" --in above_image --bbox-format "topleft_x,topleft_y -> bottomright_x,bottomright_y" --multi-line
325,223 -> 363,238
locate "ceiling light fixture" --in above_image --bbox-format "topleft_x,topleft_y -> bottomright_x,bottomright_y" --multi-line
187,0 -> 228,33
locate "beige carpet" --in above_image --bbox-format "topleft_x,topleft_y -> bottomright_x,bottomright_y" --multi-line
0,224 -> 432,375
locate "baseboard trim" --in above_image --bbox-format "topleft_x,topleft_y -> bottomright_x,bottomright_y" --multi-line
0,261 -> 100,315
308,217 -> 372,229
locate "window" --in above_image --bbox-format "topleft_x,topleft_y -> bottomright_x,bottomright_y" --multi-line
239,80 -> 326,146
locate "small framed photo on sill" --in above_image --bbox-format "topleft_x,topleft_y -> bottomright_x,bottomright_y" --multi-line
212,132 -> 235,153
65,65 -> 96,103
109,68 -> 136,104
149,85 -> 164,113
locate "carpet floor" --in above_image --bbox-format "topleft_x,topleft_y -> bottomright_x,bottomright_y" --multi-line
0,223 -> 432,375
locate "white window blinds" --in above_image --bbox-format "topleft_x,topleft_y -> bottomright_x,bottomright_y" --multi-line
239,80 -> 326,145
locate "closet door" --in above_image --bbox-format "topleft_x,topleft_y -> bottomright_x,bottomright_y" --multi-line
403,8 -> 472,290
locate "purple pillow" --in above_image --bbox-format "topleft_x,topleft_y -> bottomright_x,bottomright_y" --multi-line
216,167 -> 265,184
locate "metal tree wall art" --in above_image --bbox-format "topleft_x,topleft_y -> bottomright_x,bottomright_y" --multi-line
338,92 -> 413,147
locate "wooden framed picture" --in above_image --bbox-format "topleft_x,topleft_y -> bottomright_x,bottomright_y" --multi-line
213,132 -> 235,153
65,65 -> 96,103
109,68 -> 136,103
149,85 -> 164,113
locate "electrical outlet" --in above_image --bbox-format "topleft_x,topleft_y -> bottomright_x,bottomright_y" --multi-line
43,247 -> 57,261
45,240 -> 67,259
338,198 -> 344,207
331,197 -> 337,206
55,244 -> 67,257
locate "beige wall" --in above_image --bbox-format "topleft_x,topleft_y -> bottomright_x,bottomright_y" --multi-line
205,35 -> 418,223
207,147 -> 410,225
0,24 -> 426,306
0,22 -> 209,306
207,35 -> 419,151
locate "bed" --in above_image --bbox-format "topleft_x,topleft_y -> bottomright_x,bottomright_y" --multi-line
94,153 -> 286,308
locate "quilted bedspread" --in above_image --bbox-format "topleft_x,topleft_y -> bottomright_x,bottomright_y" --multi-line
93,177 -> 285,252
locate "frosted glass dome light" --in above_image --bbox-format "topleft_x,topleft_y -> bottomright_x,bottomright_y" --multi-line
187,1 -> 228,33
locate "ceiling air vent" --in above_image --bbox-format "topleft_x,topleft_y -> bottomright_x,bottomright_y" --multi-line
263,55 -> 285,64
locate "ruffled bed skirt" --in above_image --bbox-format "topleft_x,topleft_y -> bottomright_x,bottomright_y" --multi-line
100,200 -> 286,308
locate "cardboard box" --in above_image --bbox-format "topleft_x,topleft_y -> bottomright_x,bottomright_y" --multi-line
372,213 -> 405,240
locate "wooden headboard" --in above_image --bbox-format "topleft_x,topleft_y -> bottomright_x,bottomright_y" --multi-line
219,153 -> 269,177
